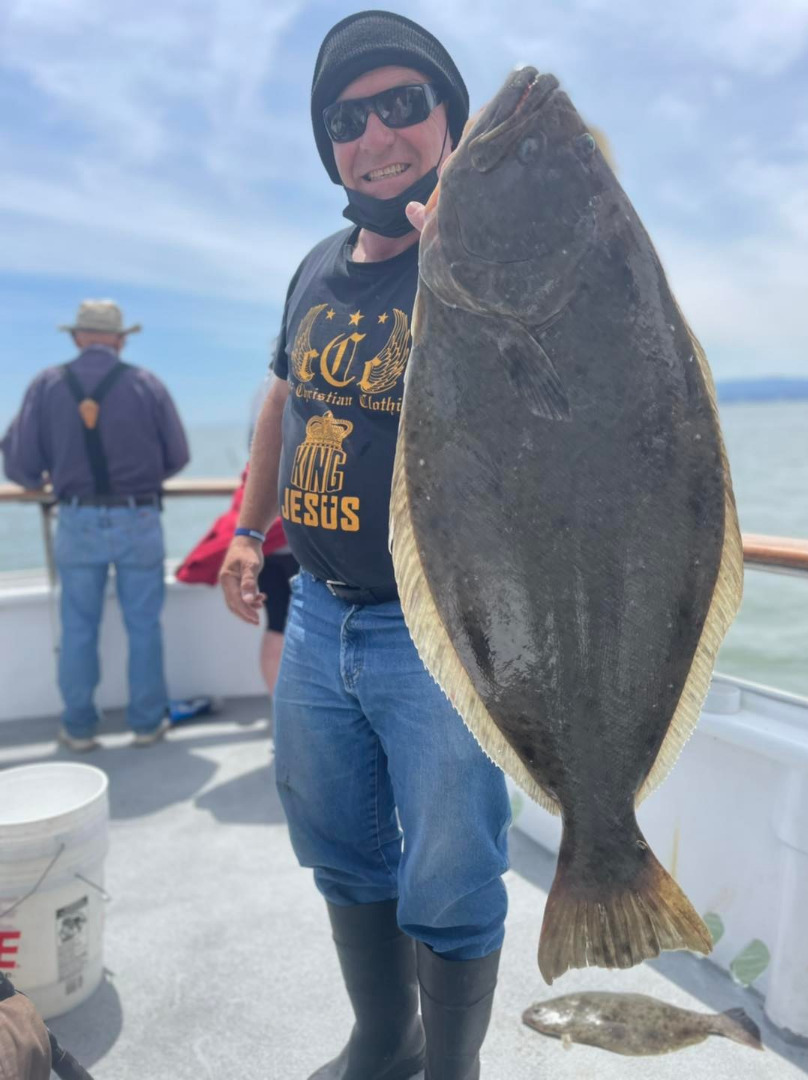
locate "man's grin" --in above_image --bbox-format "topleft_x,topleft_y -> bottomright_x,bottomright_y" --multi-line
363,162 -> 411,182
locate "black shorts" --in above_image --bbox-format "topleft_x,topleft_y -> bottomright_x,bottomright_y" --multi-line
257,552 -> 299,633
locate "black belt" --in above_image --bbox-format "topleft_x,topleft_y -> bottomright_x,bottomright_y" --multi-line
324,580 -> 399,605
60,494 -> 161,508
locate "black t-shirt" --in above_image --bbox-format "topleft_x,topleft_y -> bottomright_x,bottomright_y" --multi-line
272,226 -> 419,589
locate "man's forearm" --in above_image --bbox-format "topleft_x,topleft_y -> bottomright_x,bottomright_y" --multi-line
239,380 -> 287,534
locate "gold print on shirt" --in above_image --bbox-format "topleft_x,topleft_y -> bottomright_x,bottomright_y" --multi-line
290,305 -> 410,408
291,411 -> 353,493
320,332 -> 366,387
290,303 -> 328,382
284,411 -> 360,532
358,309 -> 410,395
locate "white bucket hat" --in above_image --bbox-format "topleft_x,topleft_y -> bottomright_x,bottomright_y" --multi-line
58,299 -> 141,335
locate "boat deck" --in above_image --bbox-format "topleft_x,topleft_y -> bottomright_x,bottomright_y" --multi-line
3,698 -> 807,1079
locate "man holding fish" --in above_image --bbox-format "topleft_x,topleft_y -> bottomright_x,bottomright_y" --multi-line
221,6 -> 743,1078
220,11 -> 510,1080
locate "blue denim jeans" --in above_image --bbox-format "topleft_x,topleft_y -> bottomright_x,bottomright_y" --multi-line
274,571 -> 511,959
54,504 -> 168,737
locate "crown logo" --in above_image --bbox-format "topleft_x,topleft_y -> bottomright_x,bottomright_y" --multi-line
305,411 -> 354,450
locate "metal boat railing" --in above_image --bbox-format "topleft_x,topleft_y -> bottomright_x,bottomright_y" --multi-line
0,480 -> 242,588
2,480 -> 808,578
741,534 -> 808,576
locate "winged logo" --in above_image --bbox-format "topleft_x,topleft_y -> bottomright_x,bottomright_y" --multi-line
358,309 -> 411,395
290,304 -> 327,382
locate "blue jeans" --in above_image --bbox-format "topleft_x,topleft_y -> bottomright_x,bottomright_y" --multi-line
274,571 -> 511,959
54,504 -> 168,737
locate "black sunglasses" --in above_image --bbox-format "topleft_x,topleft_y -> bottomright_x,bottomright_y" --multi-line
323,83 -> 444,143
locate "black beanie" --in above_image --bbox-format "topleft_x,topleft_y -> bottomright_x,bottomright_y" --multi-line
311,10 -> 469,184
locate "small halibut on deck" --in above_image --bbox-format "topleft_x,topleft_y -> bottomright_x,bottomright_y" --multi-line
522,992 -> 763,1056
390,67 -> 743,983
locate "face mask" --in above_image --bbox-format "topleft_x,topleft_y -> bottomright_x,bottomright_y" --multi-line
341,166 -> 439,238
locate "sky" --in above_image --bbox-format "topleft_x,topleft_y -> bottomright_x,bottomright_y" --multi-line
2,0 -> 808,433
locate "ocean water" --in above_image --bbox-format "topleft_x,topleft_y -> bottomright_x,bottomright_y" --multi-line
1,401 -> 806,696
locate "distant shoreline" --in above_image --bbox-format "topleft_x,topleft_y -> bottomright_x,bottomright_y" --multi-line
716,378 -> 808,404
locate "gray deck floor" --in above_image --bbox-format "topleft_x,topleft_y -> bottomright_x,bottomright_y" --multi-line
2,698 -> 807,1080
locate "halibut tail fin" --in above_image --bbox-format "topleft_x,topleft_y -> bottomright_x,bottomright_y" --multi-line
538,821 -> 712,985
713,1008 -> 763,1051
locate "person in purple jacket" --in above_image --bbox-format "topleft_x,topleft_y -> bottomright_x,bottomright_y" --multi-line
2,299 -> 190,751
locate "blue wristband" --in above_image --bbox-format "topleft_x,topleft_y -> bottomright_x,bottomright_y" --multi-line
235,527 -> 266,543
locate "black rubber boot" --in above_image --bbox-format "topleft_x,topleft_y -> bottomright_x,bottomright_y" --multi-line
308,900 -> 425,1080
417,943 -> 501,1080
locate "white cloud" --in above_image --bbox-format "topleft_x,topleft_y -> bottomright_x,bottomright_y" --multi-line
728,153 -> 808,239
651,127 -> 808,375
0,0 -> 334,297
415,0 -> 808,77
0,165 -> 326,303
650,93 -> 701,141
704,0 -> 808,75
2,0 -> 808,386
787,121 -> 808,151
711,75 -> 734,98
655,181 -> 707,215
5,0 -> 304,162
657,228 -> 808,375
612,0 -> 808,75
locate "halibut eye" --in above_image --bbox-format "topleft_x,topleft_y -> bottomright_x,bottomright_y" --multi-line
517,136 -> 541,164
575,132 -> 597,158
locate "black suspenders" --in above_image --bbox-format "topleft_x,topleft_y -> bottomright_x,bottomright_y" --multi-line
61,362 -> 128,495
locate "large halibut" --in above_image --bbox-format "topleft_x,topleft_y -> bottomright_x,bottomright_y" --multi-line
390,67 -> 743,983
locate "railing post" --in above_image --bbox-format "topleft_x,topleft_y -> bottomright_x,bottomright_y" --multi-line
40,502 -> 58,590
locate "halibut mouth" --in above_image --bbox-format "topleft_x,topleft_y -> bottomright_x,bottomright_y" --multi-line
468,68 -> 559,173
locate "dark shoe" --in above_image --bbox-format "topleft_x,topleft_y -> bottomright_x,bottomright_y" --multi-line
417,943 -> 501,1080
309,900 -> 425,1080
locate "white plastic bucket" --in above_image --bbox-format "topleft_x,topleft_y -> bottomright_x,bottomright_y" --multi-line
0,763 -> 109,1019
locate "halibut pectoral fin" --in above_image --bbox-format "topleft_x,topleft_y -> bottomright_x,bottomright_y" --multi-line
499,320 -> 572,421
538,815 -> 712,985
